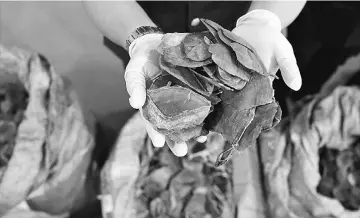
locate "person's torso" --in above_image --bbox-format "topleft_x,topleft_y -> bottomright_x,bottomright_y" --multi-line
137,1 -> 252,32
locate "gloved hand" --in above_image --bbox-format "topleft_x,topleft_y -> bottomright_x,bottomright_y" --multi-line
125,33 -> 206,157
232,9 -> 302,90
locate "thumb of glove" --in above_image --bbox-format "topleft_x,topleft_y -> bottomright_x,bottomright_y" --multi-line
125,34 -> 163,109
275,36 -> 302,91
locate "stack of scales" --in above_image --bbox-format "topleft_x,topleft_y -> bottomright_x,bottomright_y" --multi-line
142,19 -> 282,167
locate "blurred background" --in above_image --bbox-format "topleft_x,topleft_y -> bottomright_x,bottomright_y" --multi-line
0,1 -> 131,117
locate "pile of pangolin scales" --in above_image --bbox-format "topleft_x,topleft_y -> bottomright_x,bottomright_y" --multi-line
135,133 -> 234,218
142,19 -> 281,166
0,71 -> 28,177
318,139 -> 360,210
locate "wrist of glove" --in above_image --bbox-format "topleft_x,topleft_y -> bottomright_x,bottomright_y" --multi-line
236,9 -> 282,31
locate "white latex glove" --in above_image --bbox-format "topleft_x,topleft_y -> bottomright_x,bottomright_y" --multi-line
125,33 -> 207,157
232,9 -> 302,90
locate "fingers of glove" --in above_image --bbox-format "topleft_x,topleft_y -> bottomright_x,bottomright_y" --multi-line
274,36 -> 302,91
165,138 -> 188,157
191,18 -> 200,26
125,59 -> 147,109
236,10 -> 282,32
196,136 -> 208,143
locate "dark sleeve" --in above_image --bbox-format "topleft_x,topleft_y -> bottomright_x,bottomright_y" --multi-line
137,1 -> 189,33
136,1 -> 252,33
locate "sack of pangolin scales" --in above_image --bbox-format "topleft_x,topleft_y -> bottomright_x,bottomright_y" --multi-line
100,112 -> 238,218
253,60 -> 360,218
234,53 -> 360,218
0,45 -> 97,218
256,86 -> 360,218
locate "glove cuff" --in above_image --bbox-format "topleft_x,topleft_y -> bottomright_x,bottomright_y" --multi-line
236,9 -> 282,32
128,33 -> 164,58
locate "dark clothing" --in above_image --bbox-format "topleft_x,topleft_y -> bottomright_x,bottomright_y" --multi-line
285,1 -> 360,102
137,1 -> 252,33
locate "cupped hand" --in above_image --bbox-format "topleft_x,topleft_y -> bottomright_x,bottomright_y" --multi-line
125,33 -> 205,157
232,9 -> 302,91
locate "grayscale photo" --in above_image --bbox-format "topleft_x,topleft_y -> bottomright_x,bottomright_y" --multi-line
0,1 -> 359,218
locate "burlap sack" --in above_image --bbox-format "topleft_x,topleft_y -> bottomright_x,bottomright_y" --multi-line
100,112 -> 147,218
100,112 -> 239,218
257,86 -> 359,218
0,45 -> 96,218
235,53 -> 360,218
